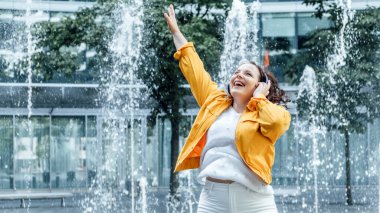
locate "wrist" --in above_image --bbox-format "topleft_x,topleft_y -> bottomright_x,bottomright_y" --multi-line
253,91 -> 261,98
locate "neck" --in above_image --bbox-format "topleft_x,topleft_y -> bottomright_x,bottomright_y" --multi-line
232,99 -> 248,113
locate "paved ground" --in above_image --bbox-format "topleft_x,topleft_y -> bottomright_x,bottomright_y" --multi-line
0,203 -> 377,213
0,190 -> 378,213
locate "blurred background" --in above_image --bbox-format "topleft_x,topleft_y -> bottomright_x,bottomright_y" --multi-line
0,0 -> 379,212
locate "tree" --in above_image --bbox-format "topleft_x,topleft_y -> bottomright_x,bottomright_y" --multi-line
285,2 -> 380,205
32,1 -> 116,82
139,0 -> 231,203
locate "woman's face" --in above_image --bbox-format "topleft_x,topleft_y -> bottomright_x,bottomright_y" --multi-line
229,63 -> 261,102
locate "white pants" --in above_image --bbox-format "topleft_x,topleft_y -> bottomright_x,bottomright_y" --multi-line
197,180 -> 278,213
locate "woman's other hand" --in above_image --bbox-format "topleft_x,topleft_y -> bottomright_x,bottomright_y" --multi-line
253,80 -> 271,98
164,4 -> 187,50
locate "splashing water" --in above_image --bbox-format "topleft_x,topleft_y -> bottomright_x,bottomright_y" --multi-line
25,0 -> 35,212
247,0 -> 261,63
82,0 -> 145,212
26,0 -> 34,119
219,0 -> 248,84
219,0 -> 262,85
297,66 -> 326,213
326,0 -> 353,79
324,0 -> 354,116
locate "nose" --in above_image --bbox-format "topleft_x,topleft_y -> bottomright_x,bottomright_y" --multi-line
236,72 -> 243,79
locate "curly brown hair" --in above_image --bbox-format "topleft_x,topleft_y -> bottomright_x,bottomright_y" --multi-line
248,61 -> 290,107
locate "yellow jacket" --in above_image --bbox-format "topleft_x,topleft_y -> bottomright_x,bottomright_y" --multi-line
173,42 -> 291,185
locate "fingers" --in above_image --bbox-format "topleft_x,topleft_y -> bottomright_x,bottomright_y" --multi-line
167,4 -> 171,17
169,4 -> 175,18
164,4 -> 181,35
166,4 -> 175,20
257,81 -> 271,97
164,4 -> 176,25
164,13 -> 169,22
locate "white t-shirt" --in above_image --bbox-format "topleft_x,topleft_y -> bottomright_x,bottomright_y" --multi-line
197,106 -> 274,195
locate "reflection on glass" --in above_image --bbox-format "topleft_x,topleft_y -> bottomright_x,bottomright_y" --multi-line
351,131 -> 368,185
100,117 -> 144,191
370,119 -> 380,185
0,116 -> 13,189
51,116 -> 85,188
297,13 -> 331,49
262,13 -> 296,38
146,119 -> 159,187
261,13 -> 296,83
273,115 -> 297,186
126,118 -> 143,192
86,116 -> 98,187
14,116 -> 50,189
158,117 -> 171,187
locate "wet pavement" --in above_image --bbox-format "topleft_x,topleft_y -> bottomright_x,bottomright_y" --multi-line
0,189 -> 378,213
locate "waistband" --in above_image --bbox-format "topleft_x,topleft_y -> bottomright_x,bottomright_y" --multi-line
206,177 -> 234,184
204,179 -> 249,191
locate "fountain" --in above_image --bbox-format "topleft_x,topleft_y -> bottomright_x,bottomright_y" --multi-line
293,0 -> 370,211
247,0 -> 261,63
26,0 -> 34,119
296,66 -> 325,213
81,0 -> 146,212
219,0 -> 263,84
219,0 -> 249,84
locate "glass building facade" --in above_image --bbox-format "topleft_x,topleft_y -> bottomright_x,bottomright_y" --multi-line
0,106 -> 379,192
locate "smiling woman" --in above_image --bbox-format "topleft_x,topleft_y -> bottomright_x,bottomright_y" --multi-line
164,4 -> 291,213
228,61 -> 289,108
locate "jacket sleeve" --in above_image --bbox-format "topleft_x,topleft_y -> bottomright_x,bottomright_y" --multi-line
174,42 -> 218,107
247,94 -> 291,143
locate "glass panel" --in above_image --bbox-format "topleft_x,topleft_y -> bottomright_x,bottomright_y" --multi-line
368,119 -> 379,185
331,130 -> 345,186
0,116 -> 13,189
100,117 -> 144,192
272,115 -> 297,186
158,117 -> 171,187
146,118 -> 159,187
297,13 -> 332,49
262,13 -> 296,37
0,18 -> 27,83
261,13 -> 296,83
51,116 -> 85,188
14,116 -> 50,189
125,118 -> 144,193
350,132 -> 368,185
86,116 -> 98,187
297,13 -> 331,36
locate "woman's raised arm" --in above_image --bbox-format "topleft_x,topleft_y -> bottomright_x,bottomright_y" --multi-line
163,4 -> 219,107
164,4 -> 187,50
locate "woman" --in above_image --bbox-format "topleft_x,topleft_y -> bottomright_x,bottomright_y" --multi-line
164,4 -> 291,213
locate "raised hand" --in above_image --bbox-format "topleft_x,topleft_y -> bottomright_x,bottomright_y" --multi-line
163,4 -> 187,50
164,4 -> 180,35
253,80 -> 271,98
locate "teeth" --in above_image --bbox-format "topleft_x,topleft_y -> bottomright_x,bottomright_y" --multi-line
234,81 -> 244,87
